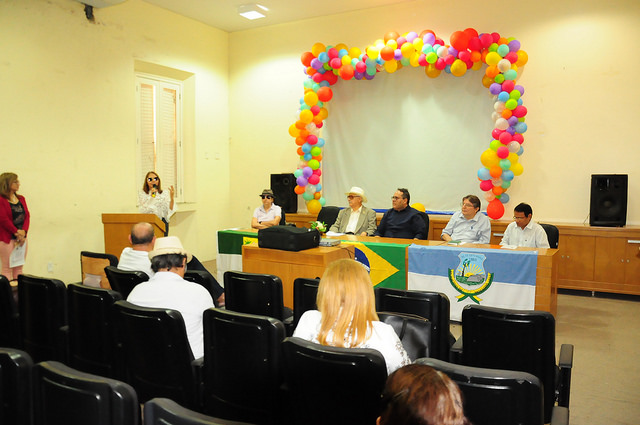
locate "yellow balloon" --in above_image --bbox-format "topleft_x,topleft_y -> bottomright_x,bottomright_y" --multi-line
386,39 -> 398,50
507,152 -> 519,163
511,162 -> 524,176
307,199 -> 322,214
411,202 -> 426,212
516,50 -> 528,67
450,59 -> 467,77
334,43 -> 348,51
348,47 -> 362,58
318,107 -> 329,120
311,43 -> 326,57
485,51 -> 501,66
288,124 -> 300,138
299,109 -> 313,124
384,60 -> 398,73
481,149 -> 500,167
341,55 -> 352,66
304,91 -> 318,107
425,64 -> 441,78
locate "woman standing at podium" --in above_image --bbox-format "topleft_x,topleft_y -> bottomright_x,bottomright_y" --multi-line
0,172 -> 30,280
138,171 -> 175,236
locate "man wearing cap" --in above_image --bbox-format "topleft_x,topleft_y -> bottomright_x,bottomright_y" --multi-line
328,186 -> 377,236
251,189 -> 282,229
126,236 -> 214,359
375,188 -> 427,239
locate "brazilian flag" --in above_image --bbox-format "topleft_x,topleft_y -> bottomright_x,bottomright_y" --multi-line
340,240 -> 408,289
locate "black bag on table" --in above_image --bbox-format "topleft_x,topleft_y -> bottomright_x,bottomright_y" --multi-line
258,226 -> 320,252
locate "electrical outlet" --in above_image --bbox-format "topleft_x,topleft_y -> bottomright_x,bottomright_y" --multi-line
47,262 -> 54,273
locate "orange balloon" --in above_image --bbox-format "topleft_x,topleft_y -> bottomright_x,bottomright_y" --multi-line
294,185 -> 305,195
384,31 -> 400,43
489,165 -> 502,178
296,147 -> 304,156
492,186 -> 504,196
501,109 -> 513,119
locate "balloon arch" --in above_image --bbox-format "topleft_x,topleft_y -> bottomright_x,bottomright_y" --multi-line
288,28 -> 528,219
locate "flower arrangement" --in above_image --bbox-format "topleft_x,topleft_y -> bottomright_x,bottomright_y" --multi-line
310,221 -> 327,233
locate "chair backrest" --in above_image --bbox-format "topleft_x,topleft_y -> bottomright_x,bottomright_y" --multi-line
417,357 -> 545,425
66,283 -> 122,377
375,287 -> 451,360
33,360 -> 138,425
316,206 -> 341,229
202,309 -> 285,424
104,266 -> 149,300
17,274 -> 67,362
184,270 -> 220,307
282,337 -> 387,425
111,300 -> 197,407
279,209 -> 286,225
0,275 -> 21,348
0,348 -> 33,425
292,277 -> 320,327
223,271 -> 286,321
540,223 -> 559,248
81,251 -> 119,289
460,304 -> 557,423
144,398 -> 256,425
377,311 -> 432,361
417,211 -> 430,240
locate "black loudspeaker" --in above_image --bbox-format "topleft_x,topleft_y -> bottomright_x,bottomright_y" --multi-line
589,174 -> 628,227
271,173 -> 297,214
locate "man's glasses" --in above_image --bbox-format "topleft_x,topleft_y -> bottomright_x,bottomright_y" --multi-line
513,216 -> 526,220
391,196 -> 402,200
461,202 -> 475,208
261,195 -> 273,199
347,195 -> 360,199
147,177 -> 159,182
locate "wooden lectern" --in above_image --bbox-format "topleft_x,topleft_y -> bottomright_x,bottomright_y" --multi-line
101,214 -> 166,257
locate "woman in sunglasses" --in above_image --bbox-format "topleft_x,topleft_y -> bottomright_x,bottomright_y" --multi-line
251,189 -> 281,229
139,171 -> 175,235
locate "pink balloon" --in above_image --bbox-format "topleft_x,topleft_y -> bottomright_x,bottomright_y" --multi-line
496,146 -> 509,159
479,180 -> 493,191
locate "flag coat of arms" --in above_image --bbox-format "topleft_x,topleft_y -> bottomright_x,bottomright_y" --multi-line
408,244 -> 538,321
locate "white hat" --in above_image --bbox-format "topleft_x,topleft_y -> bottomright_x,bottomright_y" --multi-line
345,186 -> 367,203
148,236 -> 192,262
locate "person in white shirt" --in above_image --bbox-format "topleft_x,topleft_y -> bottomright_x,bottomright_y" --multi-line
293,258 -> 410,375
328,186 -> 377,236
126,236 -> 214,359
441,195 -> 491,244
500,203 -> 550,248
251,189 -> 282,229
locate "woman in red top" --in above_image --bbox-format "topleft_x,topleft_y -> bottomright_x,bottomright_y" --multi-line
0,173 -> 30,280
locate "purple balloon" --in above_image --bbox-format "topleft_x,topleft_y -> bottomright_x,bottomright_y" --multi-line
364,73 -> 375,80
394,49 -> 403,60
514,85 -> 525,95
311,58 -> 323,70
508,40 -> 521,52
354,71 -> 364,80
507,116 -> 519,126
423,33 -> 436,45
448,46 -> 458,56
296,176 -> 308,186
302,167 -> 313,178
489,83 -> 502,95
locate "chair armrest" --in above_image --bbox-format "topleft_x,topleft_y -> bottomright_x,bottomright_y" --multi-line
550,406 -> 569,425
58,325 -> 69,363
557,344 -> 574,407
283,316 -> 294,337
449,336 -> 463,363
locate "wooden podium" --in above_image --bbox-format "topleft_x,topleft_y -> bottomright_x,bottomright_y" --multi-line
101,214 -> 166,257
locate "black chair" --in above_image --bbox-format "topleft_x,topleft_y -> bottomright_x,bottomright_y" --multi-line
144,398 -> 256,425
224,271 -> 292,321
451,304 -> 573,424
17,274 -> 67,362
81,251 -> 119,289
282,337 -> 387,425
292,277 -> 320,328
540,223 -> 559,248
316,206 -> 341,229
417,358 -> 569,425
184,270 -> 222,308
111,300 -> 201,408
202,309 -> 285,424
417,211 -> 430,240
375,287 -> 452,360
66,283 -> 122,377
377,311 -> 432,361
0,348 -> 33,425
0,275 -> 21,348
33,360 -> 139,425
104,266 -> 149,300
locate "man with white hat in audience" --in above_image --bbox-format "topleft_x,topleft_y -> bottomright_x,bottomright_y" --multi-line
127,235 -> 214,359
328,186 -> 377,236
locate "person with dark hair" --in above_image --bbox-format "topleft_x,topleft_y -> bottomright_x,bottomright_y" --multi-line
0,172 -> 29,280
119,223 -> 225,305
138,171 -> 175,235
441,194 -> 491,244
126,236 -> 214,358
378,364 -> 470,425
500,202 -> 550,248
374,188 -> 426,239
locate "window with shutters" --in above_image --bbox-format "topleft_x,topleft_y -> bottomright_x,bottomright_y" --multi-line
135,74 -> 183,201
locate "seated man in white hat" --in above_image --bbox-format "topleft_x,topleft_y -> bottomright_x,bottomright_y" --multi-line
328,186 -> 377,236
126,236 -> 215,359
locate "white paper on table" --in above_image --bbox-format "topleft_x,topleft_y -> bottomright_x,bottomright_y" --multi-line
10,240 -> 26,267
500,244 -> 518,250
325,231 -> 345,237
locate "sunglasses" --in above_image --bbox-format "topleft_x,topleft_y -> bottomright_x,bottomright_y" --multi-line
261,195 -> 273,199
147,177 -> 159,182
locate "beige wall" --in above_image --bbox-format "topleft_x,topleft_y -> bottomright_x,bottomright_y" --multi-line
228,0 -> 640,225
2,0 -> 639,282
0,0 -> 229,282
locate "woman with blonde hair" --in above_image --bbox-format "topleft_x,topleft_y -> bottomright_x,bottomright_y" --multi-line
377,364 -> 470,425
138,171 -> 175,235
293,258 -> 410,374
0,172 -> 30,280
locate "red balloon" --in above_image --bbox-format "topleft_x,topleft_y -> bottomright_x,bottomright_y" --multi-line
327,47 -> 339,59
301,51 -> 314,67
487,199 -> 505,220
479,33 -> 493,48
317,87 -> 333,102
501,80 -> 515,92
339,65 -> 354,80
450,30 -> 470,51
464,28 -> 479,38
468,37 -> 482,52
497,146 -> 509,158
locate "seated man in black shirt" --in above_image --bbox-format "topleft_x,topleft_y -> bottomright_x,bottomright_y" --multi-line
374,188 -> 427,239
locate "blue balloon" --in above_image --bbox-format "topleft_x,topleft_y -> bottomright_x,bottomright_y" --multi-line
303,153 -> 312,161
498,91 -> 510,102
500,193 -> 510,204
514,122 -> 528,133
502,170 -> 515,181
318,52 -> 329,63
478,167 -> 492,180
301,144 -> 311,153
316,138 -> 325,147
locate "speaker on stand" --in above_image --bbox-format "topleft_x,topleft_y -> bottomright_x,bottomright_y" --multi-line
589,174 -> 628,227
271,173 -> 297,214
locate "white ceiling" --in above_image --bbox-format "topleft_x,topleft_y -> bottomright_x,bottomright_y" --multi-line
141,0 -> 415,33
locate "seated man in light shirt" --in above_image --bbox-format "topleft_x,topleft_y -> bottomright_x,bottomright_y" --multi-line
251,189 -> 282,229
441,195 -> 491,244
500,203 -> 550,248
328,186 -> 377,236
